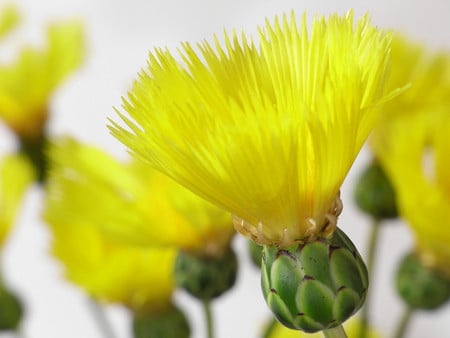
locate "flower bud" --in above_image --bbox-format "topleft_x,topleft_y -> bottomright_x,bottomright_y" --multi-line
0,287 -> 23,330
396,252 -> 450,310
133,304 -> 190,338
261,228 -> 368,333
174,248 -> 238,300
354,160 -> 398,220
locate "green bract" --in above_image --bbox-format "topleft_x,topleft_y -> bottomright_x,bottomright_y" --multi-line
261,228 -> 368,333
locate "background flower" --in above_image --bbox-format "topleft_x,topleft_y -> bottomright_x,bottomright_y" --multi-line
44,138 -> 234,258
0,18 -> 83,140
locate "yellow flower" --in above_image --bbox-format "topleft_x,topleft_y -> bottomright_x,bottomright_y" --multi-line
44,138 -> 234,258
372,110 -> 450,277
267,317 -> 381,338
0,153 -> 35,247
371,35 -> 450,137
0,20 -> 83,140
371,36 -> 450,277
111,11 -> 399,248
0,5 -> 19,40
46,213 -> 177,312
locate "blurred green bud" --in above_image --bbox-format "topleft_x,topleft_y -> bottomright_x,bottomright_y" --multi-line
354,160 -> 398,220
396,252 -> 450,310
133,304 -> 190,338
0,287 -> 23,331
174,248 -> 238,300
261,228 -> 368,333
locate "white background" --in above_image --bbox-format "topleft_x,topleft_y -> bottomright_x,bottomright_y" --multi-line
1,1 -> 450,337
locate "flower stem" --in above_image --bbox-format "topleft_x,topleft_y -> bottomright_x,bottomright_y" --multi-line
86,298 -> 117,338
394,307 -> 414,338
202,299 -> 215,338
358,218 -> 381,338
322,325 -> 348,338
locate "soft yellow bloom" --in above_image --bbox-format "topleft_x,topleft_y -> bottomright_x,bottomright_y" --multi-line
44,138 -> 234,258
371,36 -> 450,277
371,35 -> 450,136
372,111 -> 450,277
112,11 -> 399,248
0,154 -> 35,247
0,20 -> 83,139
268,317 -> 381,338
47,213 -> 177,312
0,5 -> 19,40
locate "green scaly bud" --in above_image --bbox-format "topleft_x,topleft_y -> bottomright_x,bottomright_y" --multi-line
133,304 -> 190,338
174,248 -> 238,300
396,252 -> 450,310
354,160 -> 398,220
261,227 -> 368,333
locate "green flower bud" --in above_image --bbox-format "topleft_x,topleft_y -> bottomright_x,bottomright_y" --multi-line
248,239 -> 263,268
261,228 -> 368,333
174,248 -> 238,300
133,304 -> 190,338
396,252 -> 450,310
0,287 -> 23,330
354,160 -> 398,220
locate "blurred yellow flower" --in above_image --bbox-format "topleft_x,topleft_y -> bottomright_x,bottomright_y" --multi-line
371,35 -> 450,135
46,214 -> 177,312
372,111 -> 450,277
0,20 -> 83,140
44,138 -> 234,258
111,11 -> 400,248
0,5 -> 19,40
371,37 -> 450,277
0,153 -> 35,247
267,317 -> 381,338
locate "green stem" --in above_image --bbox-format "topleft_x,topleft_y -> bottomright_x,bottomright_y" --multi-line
322,325 -> 348,338
202,299 -> 214,338
262,317 -> 277,338
86,298 -> 117,338
394,307 -> 414,338
359,218 -> 381,338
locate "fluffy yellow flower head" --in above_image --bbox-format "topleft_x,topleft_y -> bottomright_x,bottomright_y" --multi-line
44,138 -> 234,258
268,317 -> 381,338
372,109 -> 450,277
0,20 -> 83,139
0,153 -> 35,247
112,11 -> 398,248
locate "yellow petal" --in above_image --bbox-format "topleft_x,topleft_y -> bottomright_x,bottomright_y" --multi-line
49,213 -> 176,311
0,153 -> 35,246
